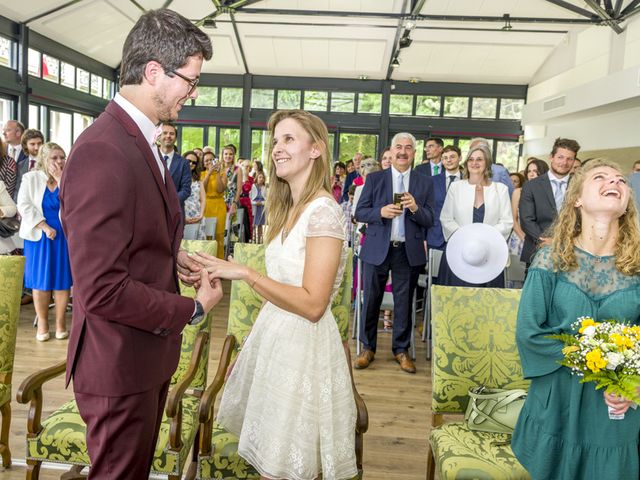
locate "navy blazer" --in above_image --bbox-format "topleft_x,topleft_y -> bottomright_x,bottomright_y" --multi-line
167,153 -> 191,209
13,150 -> 29,202
355,168 -> 435,267
426,172 -> 447,250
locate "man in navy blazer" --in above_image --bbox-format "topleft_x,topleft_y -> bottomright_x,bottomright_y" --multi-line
355,132 -> 434,374
159,123 -> 191,214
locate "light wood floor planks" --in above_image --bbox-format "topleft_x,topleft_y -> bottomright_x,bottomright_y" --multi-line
2,282 -> 431,479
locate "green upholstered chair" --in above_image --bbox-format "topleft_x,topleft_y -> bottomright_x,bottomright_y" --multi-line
427,286 -> 530,480
196,243 -> 368,480
16,240 -> 216,480
0,255 -> 25,468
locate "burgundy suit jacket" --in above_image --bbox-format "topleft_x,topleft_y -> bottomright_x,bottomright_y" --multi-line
60,101 -> 194,396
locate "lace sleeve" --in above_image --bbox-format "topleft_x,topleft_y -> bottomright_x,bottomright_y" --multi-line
530,246 -> 553,271
305,198 -> 347,241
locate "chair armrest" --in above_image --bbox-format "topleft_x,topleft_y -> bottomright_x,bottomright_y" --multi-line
16,360 -> 67,435
352,383 -> 369,435
197,334 -> 236,455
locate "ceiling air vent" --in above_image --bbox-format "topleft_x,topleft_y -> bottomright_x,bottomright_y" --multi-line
543,95 -> 566,112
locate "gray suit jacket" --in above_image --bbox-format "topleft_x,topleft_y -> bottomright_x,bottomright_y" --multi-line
519,173 -> 558,264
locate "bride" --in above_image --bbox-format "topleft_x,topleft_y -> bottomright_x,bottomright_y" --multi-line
191,109 -> 357,480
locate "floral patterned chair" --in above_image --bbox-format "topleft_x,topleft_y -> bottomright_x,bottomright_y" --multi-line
196,242 -> 368,480
427,286 -> 530,480
0,255 -> 25,468
16,240 -> 216,480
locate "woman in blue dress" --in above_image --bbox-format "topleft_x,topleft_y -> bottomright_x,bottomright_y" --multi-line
17,142 -> 72,341
512,158 -> 640,479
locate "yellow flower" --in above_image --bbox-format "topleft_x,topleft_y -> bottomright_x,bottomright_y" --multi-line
585,349 -> 608,373
610,333 -> 634,350
562,345 -> 579,355
579,318 -> 597,334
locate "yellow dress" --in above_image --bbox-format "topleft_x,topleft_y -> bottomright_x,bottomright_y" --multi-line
201,171 -> 227,258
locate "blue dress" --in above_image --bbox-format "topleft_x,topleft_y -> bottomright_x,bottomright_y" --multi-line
24,186 -> 73,290
253,186 -> 266,227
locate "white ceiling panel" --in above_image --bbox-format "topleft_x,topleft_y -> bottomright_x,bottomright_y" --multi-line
254,0 -> 405,13
1,0 -> 64,22
420,0 -> 592,19
202,33 -> 244,74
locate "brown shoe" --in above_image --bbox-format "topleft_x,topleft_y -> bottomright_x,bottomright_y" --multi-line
21,294 -> 33,305
354,350 -> 375,369
395,353 -> 416,374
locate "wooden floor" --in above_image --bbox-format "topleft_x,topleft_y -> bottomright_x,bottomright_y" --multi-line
2,282 -> 431,479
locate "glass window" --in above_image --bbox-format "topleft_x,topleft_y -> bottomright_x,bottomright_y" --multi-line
60,62 -> 75,88
195,86 -> 218,107
28,104 -> 40,130
328,133 -> 336,163
304,91 -> 328,111
414,139 -> 425,167
251,89 -> 274,109
496,141 -> 520,171
472,98 -> 497,119
103,78 -> 112,100
500,99 -> 525,120
0,97 -> 14,132
220,88 -> 243,108
338,133 -> 377,163
206,127 -> 218,154
331,92 -> 355,113
50,110 -> 72,153
28,49 -> 40,77
416,95 -> 441,116
251,129 -> 270,166
77,68 -> 90,93
390,94 -> 413,116
457,138 -> 472,159
443,97 -> 469,117
277,90 -> 301,109
358,93 -> 382,114
0,36 -> 13,68
73,113 -> 93,142
219,128 -> 240,152
90,74 -> 103,97
42,54 -> 60,83
180,126 -> 204,152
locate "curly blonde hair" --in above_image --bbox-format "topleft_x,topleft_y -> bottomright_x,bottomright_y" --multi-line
550,158 -> 640,274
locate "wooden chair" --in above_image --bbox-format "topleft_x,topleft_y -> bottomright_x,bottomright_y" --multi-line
16,240 -> 216,480
0,255 -> 25,468
427,285 -> 530,480
195,243 -> 368,480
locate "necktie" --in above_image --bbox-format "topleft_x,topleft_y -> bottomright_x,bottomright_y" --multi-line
433,164 -> 439,175
447,175 -> 455,191
8,145 -> 14,159
551,179 -> 565,211
397,172 -> 406,239
163,155 -> 170,170
29,159 -> 35,170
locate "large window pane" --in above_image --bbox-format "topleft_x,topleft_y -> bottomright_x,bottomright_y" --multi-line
28,49 -> 40,76
338,133 -> 377,163
457,138 -> 472,159
472,98 -> 497,119
50,110 -> 72,153
414,139 -> 424,167
390,94 -> 413,116
28,104 -> 40,130
206,127 -> 218,153
73,113 -> 93,142
90,74 -> 103,97
42,54 -> 60,83
60,62 -> 75,88
195,87 -> 218,107
251,129 -> 270,166
496,141 -> 520,171
181,126 -> 204,153
277,90 -> 301,109
304,91 -> 328,111
416,95 -> 441,116
331,92 -> 355,113
443,96 -> 469,117
220,88 -> 243,108
500,99 -> 525,120
0,97 -> 14,132
0,36 -> 13,68
251,89 -> 274,109
77,68 -> 90,93
103,78 -> 112,100
358,93 -> 381,114
219,128 -> 240,152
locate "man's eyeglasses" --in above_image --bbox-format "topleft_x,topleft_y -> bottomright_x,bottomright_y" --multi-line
167,70 -> 199,96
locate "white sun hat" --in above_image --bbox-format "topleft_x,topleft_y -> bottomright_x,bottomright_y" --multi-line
446,223 -> 509,284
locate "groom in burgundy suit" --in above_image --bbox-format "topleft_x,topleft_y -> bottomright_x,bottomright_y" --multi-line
60,10 -> 220,479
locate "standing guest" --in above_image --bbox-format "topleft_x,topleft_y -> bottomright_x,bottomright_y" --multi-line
379,147 -> 393,170
341,152 -> 363,202
345,159 -> 355,174
0,180 -> 18,254
340,184 -> 356,248
415,137 -> 444,176
59,10 -> 221,479
354,132 -> 434,374
2,120 -> 26,199
629,170 -> 640,212
0,136 -> 17,198
221,144 -> 241,215
439,144 -> 512,287
250,159 -> 264,181
469,137 -> 515,196
192,146 -> 204,162
17,142 -> 72,341
183,150 -> 206,240
428,145 -> 462,253
159,122 -> 191,214
238,158 -> 254,240
193,109 -> 358,480
571,157 -> 582,174
201,150 -> 226,258
250,171 -> 267,243
332,161 -> 346,202
512,159 -> 640,480
510,172 -> 524,189
16,129 -> 44,202
632,159 -> 640,173
519,137 -> 580,266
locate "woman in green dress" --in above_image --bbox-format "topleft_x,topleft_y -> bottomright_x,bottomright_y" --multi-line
512,158 -> 640,480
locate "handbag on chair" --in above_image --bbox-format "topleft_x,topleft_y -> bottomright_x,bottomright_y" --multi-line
0,216 -> 19,238
464,386 -> 527,435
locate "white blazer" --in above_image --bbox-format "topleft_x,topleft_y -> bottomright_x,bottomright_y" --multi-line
0,181 -> 18,253
440,179 -> 513,241
17,170 -> 48,242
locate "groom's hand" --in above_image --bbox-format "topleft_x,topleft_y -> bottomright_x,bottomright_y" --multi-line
177,249 -> 202,287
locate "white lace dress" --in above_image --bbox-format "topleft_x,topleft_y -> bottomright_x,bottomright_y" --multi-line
217,196 -> 358,480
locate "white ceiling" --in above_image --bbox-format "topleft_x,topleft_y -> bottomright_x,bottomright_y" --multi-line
1,0 -> 636,84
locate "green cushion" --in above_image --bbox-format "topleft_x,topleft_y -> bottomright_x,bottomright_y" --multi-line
430,422 -> 529,480
0,256 -> 25,376
0,383 -> 10,407
197,421 -> 259,480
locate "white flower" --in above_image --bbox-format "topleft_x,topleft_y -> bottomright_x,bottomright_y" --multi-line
583,325 -> 597,337
606,352 -> 624,370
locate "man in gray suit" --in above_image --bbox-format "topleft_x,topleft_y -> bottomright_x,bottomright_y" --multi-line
519,137 -> 581,265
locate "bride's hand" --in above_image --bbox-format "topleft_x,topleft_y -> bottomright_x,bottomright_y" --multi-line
604,391 -> 634,415
190,251 -> 250,281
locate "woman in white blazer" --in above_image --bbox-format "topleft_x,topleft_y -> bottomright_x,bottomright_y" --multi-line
17,142 -> 72,341
0,180 -> 18,254
439,144 -> 513,287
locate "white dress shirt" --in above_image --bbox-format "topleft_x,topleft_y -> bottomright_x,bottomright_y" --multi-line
391,166 -> 410,242
162,150 -> 175,171
430,161 -> 443,176
7,144 -> 21,160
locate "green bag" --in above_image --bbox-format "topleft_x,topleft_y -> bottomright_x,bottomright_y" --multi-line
465,386 -> 527,435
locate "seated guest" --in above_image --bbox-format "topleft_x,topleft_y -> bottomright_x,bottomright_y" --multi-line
17,142 -> 72,341
513,159 -> 640,480
439,144 -> 512,287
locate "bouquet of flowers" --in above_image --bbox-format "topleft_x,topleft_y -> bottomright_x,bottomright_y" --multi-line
550,316 -> 640,419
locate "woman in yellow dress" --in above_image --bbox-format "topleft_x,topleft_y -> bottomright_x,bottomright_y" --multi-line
201,150 -> 226,258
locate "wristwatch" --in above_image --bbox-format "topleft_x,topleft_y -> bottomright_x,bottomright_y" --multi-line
190,300 -> 205,325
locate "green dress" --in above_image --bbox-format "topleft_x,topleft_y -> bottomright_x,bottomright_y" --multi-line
512,246 -> 640,480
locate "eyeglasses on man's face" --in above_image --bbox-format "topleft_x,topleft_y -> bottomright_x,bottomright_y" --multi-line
167,69 -> 199,96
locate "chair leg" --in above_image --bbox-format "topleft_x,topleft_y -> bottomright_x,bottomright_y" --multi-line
60,465 -> 87,479
26,459 -> 42,480
0,401 -> 11,468
426,442 -> 436,480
